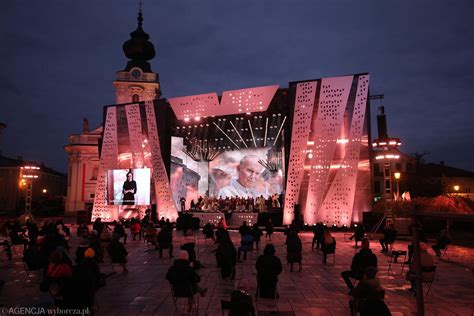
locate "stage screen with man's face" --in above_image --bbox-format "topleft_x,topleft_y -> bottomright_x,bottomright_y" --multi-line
106,168 -> 151,205
170,137 -> 285,209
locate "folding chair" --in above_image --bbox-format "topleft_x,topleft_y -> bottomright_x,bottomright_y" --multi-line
350,289 -> 385,316
439,244 -> 450,260
387,250 -> 407,275
221,300 -> 231,316
256,281 -> 278,305
169,283 -> 199,316
421,266 -> 437,296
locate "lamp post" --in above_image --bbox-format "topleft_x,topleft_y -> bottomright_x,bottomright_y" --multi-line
20,164 -> 41,222
394,172 -> 401,201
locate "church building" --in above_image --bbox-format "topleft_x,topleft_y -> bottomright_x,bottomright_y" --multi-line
64,9 -> 160,215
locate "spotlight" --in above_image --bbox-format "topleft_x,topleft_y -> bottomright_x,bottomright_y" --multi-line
195,117 -> 201,122
354,224 -> 358,228
184,117 -> 190,122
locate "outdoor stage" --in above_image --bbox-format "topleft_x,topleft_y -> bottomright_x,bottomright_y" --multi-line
91,74 -> 372,227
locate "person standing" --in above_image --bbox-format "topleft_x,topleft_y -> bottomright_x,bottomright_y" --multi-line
122,171 -> 137,205
286,230 -> 302,272
265,219 -> 274,240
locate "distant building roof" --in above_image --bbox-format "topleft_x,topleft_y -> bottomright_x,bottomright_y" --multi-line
0,155 -> 66,177
418,162 -> 474,178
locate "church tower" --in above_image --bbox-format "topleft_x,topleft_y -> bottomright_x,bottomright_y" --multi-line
65,8 -> 160,216
113,8 -> 161,104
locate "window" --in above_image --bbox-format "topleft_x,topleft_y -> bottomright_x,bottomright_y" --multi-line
374,181 -> 381,193
90,194 -> 95,198
396,163 -> 402,172
373,163 -> 382,176
132,94 -> 140,102
91,166 -> 98,180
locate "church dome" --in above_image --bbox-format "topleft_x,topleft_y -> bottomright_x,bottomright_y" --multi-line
122,9 -> 156,72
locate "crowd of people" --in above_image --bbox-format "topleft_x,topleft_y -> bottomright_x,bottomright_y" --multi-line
0,215 -> 455,315
181,194 -> 283,213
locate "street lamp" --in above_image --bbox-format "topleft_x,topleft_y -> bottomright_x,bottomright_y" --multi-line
453,185 -> 460,196
394,172 -> 401,200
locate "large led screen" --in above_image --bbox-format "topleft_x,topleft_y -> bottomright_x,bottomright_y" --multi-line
107,168 -> 151,206
170,137 -> 284,209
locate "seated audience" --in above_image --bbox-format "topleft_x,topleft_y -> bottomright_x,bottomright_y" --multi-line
157,226 -> 174,258
349,225 -> 366,248
321,229 -> 336,264
203,222 -> 215,242
216,231 -> 237,280
238,233 -> 253,261
255,244 -> 282,298
68,248 -> 101,309
229,279 -> 256,316
341,238 -> 378,290
107,233 -> 128,273
349,267 -> 390,316
166,250 -> 207,298
312,222 -> 325,250
379,223 -> 397,252
432,229 -> 451,257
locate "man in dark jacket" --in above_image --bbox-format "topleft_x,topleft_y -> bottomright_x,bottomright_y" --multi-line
349,224 -> 365,248
379,223 -> 397,252
166,251 -> 207,297
341,238 -> 377,290
239,221 -> 252,236
286,230 -> 302,272
157,226 -> 173,258
255,244 -> 282,298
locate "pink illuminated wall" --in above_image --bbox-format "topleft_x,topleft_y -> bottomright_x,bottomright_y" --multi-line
92,107 -> 118,221
316,75 -> 370,225
168,85 -> 279,120
145,101 -> 179,221
304,76 -> 353,224
285,74 -> 371,226
283,81 -> 317,225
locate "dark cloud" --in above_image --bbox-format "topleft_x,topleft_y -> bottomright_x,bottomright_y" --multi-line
0,0 -> 473,172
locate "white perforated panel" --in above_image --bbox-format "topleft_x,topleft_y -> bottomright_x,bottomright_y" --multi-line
168,93 -> 219,121
145,101 -> 179,221
92,107 -> 118,221
304,76 -> 353,225
283,81 -> 317,225
168,85 -> 279,120
219,85 -> 279,115
125,104 -> 145,169
318,75 -> 370,225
